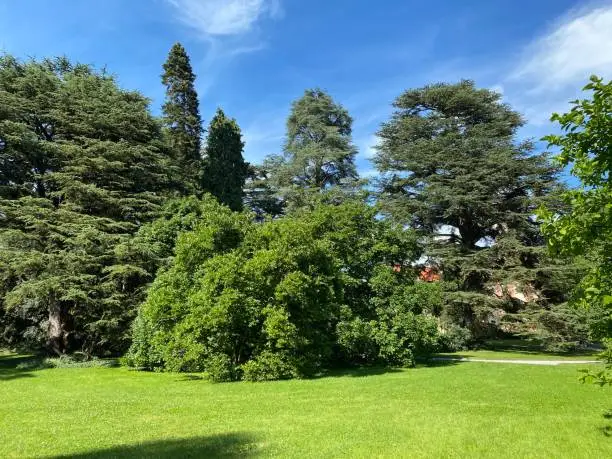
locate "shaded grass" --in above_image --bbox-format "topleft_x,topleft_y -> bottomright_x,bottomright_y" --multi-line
1,352 -> 610,458
479,338 -> 601,356
431,339 -> 601,361
51,433 -> 259,458
433,349 -> 600,361
0,353 -> 38,381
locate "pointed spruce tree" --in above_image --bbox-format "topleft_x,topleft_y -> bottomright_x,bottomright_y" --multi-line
201,108 -> 249,211
161,42 -> 202,190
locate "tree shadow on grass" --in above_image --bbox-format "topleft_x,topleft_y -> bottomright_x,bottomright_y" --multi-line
316,358 -> 466,378
51,433 -> 262,458
601,410 -> 612,438
178,374 -> 205,381
0,354 -> 41,381
417,357 -> 465,368
478,339 -> 599,357
315,366 -> 403,379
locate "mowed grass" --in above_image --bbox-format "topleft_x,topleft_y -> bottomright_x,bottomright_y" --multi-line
1,353 -> 611,458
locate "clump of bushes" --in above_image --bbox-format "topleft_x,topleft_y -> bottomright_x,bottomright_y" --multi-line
437,323 -> 472,352
124,198 -> 446,381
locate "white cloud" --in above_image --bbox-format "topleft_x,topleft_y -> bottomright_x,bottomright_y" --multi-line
166,0 -> 281,37
511,5 -> 612,93
164,0 -> 283,93
498,3 -> 612,128
357,134 -> 380,159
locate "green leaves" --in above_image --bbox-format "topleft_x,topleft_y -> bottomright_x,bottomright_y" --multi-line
161,42 -> 202,190
374,80 -> 573,341
262,89 -> 358,212
0,55 -> 178,355
540,76 -> 612,338
125,199 -> 439,380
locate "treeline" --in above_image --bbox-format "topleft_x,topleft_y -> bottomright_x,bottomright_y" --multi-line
0,44 -> 607,379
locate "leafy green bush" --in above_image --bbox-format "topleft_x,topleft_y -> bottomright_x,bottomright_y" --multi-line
204,354 -> 236,382
126,198 -> 444,380
241,351 -> 300,382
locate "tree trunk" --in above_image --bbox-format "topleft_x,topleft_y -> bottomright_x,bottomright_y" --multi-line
47,302 -> 68,355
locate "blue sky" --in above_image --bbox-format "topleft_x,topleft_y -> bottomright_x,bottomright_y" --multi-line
2,0 -> 612,176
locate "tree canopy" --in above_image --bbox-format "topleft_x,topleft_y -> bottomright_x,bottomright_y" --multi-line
263,89 -> 358,212
540,76 -> 612,342
0,56 -> 177,354
201,108 -> 249,211
125,198 -> 445,381
373,80 -> 584,345
161,42 -> 202,191
0,47 -> 604,375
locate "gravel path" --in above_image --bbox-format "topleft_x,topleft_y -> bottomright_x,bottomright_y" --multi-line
430,357 -> 599,366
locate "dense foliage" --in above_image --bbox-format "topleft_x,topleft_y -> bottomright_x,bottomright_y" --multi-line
540,76 -> 612,340
263,89 -> 358,213
373,80 -> 586,346
125,199 -> 446,380
0,56 -> 177,354
201,109 -> 249,211
0,43 -> 604,377
161,43 -> 202,191
540,76 -> 612,384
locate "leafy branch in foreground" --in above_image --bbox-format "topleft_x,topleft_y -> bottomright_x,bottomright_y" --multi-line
579,339 -> 612,386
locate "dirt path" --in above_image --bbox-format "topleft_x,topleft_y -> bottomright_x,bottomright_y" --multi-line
430,357 -> 599,366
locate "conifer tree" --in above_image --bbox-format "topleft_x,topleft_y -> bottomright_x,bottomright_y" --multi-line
201,108 -> 248,211
374,80 -> 582,342
0,56 -> 174,354
265,89 -> 358,210
161,42 -> 202,189
243,164 -> 284,219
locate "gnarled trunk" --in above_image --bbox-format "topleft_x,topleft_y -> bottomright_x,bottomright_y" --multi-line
47,302 -> 69,355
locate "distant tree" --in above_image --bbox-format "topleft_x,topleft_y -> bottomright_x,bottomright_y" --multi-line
0,56 -> 175,355
374,80 -> 582,342
540,76 -> 612,348
243,164 -> 284,219
265,89 -> 358,210
201,108 -> 249,211
161,42 -> 202,190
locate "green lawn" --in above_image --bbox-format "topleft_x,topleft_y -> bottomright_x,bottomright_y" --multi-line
1,352 -> 610,458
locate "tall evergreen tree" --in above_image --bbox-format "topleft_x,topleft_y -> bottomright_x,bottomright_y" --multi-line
374,80 -> 582,342
201,108 -> 248,211
0,56 -> 175,354
161,42 -> 202,190
265,88 -> 358,210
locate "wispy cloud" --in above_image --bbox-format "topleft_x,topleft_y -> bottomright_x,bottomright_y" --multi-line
502,3 -> 612,127
165,0 -> 281,37
510,5 -> 612,93
164,0 -> 283,94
